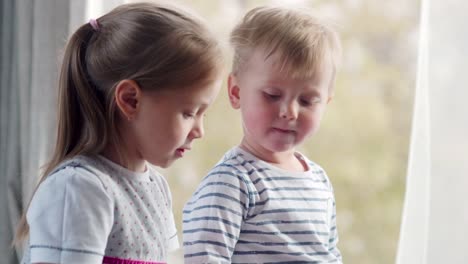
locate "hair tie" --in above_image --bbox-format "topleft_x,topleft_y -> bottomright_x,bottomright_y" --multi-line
89,19 -> 99,31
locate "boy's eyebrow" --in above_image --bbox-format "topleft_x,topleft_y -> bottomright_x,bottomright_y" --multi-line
303,90 -> 324,97
263,80 -> 325,91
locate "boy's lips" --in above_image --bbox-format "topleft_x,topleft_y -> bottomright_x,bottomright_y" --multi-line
272,127 -> 296,133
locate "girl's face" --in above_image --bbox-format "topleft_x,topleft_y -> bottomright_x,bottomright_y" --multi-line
132,80 -> 221,168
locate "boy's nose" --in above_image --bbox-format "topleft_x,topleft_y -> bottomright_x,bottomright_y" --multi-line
280,101 -> 299,120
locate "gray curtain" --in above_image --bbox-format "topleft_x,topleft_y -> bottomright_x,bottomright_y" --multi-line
0,0 -> 85,262
0,0 -> 127,262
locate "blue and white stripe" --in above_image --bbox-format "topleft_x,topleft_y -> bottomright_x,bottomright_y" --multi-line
183,147 -> 342,263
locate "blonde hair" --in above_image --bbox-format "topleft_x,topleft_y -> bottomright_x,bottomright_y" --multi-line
14,2 -> 222,244
230,6 -> 341,88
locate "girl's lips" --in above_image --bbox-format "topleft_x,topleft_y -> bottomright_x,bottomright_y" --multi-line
176,148 -> 185,157
176,148 -> 190,157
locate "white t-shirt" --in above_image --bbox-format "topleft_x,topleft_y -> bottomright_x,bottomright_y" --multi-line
22,155 -> 178,264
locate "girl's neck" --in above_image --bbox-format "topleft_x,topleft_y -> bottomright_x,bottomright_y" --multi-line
100,143 -> 146,173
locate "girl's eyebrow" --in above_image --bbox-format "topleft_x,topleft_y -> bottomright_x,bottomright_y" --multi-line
180,97 -> 211,108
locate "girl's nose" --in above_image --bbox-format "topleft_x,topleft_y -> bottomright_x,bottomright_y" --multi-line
190,118 -> 204,139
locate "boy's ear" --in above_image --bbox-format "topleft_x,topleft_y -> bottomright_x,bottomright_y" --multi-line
228,73 -> 241,109
114,79 -> 141,121
327,96 -> 333,104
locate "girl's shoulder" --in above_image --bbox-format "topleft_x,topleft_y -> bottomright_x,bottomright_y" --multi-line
26,156 -> 114,264
43,155 -> 109,188
49,155 -> 106,176
35,155 -> 111,202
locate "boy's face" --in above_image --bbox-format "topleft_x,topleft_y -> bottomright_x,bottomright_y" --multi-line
228,49 -> 333,156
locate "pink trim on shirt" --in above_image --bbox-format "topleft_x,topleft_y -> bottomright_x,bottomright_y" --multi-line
103,256 -> 166,264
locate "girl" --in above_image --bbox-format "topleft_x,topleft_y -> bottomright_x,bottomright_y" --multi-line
14,2 -> 222,264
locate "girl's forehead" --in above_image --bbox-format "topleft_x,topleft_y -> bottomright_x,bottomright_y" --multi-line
145,79 -> 220,104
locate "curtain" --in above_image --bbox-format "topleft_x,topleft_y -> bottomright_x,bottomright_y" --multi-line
1,1 -> 76,261
0,0 -> 128,262
396,0 -> 468,263
0,1 -> 126,261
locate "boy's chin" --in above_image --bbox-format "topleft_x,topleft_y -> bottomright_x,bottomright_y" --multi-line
263,142 -> 298,153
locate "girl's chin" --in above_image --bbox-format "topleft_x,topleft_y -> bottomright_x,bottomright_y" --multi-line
147,156 -> 175,169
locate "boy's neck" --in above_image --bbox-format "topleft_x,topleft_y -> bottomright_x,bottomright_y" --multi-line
239,141 -> 308,172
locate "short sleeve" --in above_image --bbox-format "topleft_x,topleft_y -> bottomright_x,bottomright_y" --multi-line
27,167 -> 114,264
328,197 -> 342,262
183,165 -> 250,263
323,171 -> 342,262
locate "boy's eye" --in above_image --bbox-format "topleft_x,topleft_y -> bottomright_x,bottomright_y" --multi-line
299,99 -> 311,106
300,97 -> 321,106
263,92 -> 281,100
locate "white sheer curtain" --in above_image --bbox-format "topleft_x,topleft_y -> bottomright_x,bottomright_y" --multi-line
396,0 -> 468,263
0,1 -> 123,263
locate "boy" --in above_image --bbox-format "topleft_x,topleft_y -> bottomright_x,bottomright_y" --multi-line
183,6 -> 342,263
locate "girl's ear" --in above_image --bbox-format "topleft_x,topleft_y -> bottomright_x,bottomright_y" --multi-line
228,73 -> 241,109
114,79 -> 141,121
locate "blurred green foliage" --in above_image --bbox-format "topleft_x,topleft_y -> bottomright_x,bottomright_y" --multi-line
162,1 -> 420,263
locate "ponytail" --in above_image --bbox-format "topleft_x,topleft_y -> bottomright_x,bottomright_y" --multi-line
14,23 -> 110,245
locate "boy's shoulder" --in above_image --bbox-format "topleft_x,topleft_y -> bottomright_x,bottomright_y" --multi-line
199,147 -> 263,188
298,152 -> 335,190
211,146 -> 264,172
297,152 -> 326,172
219,146 -> 249,162
208,147 -> 251,174
212,147 -> 328,176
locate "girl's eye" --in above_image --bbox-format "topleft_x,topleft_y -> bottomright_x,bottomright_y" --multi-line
183,112 -> 195,119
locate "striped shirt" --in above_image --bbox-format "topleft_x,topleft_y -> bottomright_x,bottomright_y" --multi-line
183,147 -> 342,263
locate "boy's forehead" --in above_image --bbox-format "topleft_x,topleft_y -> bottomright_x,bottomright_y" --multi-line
242,47 -> 320,75
236,47 -> 333,87
241,47 -> 281,70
